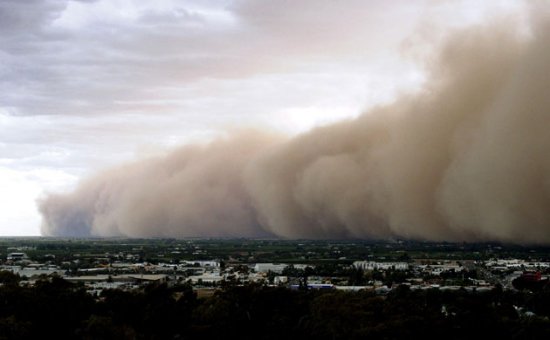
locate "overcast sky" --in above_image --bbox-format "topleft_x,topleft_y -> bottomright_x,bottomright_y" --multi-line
0,0 -> 528,236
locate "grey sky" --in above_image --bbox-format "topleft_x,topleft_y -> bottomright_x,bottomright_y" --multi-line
0,0 -> 528,235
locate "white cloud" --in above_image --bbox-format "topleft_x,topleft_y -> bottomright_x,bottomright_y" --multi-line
0,166 -> 78,236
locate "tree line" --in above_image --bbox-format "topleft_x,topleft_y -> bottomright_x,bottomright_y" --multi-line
0,271 -> 549,339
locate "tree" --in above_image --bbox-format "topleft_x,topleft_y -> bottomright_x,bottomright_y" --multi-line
0,271 -> 20,286
266,270 -> 276,285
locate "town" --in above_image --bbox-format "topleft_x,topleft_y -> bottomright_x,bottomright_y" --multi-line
1,238 -> 549,296
1,237 -> 550,339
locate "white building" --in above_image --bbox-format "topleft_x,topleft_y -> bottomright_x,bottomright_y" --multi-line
182,260 -> 220,267
353,261 -> 408,270
254,263 -> 288,274
188,273 -> 224,284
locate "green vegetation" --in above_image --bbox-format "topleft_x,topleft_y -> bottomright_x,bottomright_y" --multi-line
1,238 -> 549,266
0,238 -> 549,338
0,277 -> 548,339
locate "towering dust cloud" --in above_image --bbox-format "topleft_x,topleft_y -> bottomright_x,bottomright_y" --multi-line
38,18 -> 550,243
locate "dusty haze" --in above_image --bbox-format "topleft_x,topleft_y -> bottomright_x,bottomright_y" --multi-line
38,17 -> 550,243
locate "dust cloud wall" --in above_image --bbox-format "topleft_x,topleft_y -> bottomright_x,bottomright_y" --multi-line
38,17 -> 550,243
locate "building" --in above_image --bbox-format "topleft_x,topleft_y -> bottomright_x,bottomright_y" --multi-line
7,253 -> 29,261
353,261 -> 408,270
254,263 -> 288,274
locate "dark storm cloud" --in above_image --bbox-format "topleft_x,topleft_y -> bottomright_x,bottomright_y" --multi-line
38,14 -> 550,243
39,131 -> 281,238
